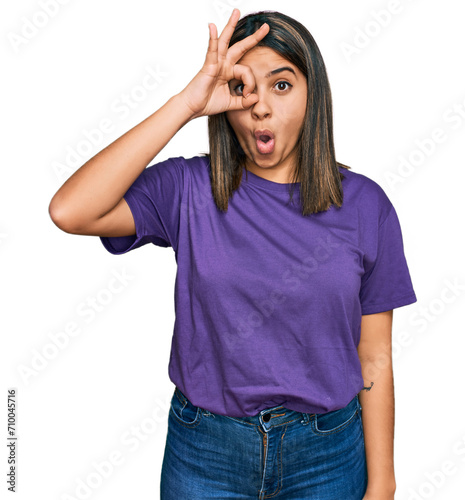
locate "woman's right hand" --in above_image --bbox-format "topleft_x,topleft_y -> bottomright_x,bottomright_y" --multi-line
178,9 -> 270,119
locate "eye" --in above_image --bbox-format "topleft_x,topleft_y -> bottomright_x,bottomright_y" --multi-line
232,83 -> 245,95
275,81 -> 292,92
232,81 -> 293,95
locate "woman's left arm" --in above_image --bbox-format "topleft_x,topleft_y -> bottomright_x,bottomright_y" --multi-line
357,310 -> 397,500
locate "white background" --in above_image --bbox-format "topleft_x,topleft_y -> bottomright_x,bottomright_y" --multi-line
2,0 -> 464,499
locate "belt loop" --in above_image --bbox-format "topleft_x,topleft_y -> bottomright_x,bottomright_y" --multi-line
175,387 -> 187,405
300,412 -> 312,425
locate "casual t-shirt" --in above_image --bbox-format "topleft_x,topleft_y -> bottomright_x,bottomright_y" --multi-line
100,155 -> 417,417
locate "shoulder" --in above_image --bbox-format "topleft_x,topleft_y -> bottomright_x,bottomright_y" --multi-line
158,154 -> 209,170
339,165 -> 394,224
140,155 -> 210,187
150,154 -> 210,178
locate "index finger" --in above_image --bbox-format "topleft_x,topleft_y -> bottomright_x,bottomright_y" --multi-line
226,22 -> 270,63
217,8 -> 242,57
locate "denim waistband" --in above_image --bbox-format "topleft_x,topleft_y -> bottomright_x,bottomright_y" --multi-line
175,387 -> 361,433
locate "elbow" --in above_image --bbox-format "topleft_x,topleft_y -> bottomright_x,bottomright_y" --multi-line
358,349 -> 393,371
48,197 -> 79,234
358,349 -> 393,385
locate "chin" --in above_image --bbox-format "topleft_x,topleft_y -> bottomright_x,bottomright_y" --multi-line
248,160 -> 280,171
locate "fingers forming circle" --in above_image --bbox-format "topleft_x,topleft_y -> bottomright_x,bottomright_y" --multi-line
217,9 -> 241,59
227,23 -> 270,65
232,64 -> 255,98
205,23 -> 219,66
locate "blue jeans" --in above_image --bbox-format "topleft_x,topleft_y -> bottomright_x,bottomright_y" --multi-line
160,387 -> 368,499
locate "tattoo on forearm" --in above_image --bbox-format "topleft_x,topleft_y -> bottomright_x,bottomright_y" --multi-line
362,382 -> 374,391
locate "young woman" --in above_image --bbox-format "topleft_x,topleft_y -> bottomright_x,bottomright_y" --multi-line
49,9 -> 417,499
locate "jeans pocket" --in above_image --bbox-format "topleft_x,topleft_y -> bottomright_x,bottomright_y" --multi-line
169,387 -> 203,427
312,395 -> 361,436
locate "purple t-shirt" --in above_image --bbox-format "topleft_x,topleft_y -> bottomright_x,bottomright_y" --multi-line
100,155 -> 417,417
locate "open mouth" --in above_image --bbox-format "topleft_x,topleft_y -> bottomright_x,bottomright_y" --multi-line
254,130 -> 275,155
254,130 -> 275,154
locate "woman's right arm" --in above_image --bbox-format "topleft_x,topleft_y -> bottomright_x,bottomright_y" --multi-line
48,94 -> 195,237
48,9 -> 269,238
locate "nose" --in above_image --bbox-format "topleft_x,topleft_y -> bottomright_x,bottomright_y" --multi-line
251,89 -> 271,120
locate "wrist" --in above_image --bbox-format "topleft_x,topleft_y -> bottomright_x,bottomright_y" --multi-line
365,479 -> 396,498
173,90 -> 202,122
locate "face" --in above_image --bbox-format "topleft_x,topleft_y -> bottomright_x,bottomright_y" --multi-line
226,46 -> 308,183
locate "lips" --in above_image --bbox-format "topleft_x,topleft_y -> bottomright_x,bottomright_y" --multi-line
254,129 -> 275,154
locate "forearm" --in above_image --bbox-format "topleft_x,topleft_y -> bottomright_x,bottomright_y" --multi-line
49,92 -> 195,229
358,351 -> 396,498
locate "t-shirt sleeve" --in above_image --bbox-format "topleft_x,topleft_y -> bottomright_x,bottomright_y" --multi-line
360,204 -> 417,315
99,156 -> 184,254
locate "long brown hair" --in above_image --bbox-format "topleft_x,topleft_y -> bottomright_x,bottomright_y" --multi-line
205,10 -> 350,216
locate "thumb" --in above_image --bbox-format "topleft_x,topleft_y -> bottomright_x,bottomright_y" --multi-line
229,93 -> 258,111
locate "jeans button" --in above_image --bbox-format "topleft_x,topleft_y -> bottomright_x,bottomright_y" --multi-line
262,413 -> 271,422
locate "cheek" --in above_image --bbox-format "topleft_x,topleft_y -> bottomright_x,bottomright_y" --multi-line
280,100 -> 307,136
226,111 -> 248,135
278,113 -> 304,139
226,114 -> 252,152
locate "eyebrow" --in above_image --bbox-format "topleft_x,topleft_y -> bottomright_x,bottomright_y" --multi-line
265,67 -> 296,78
